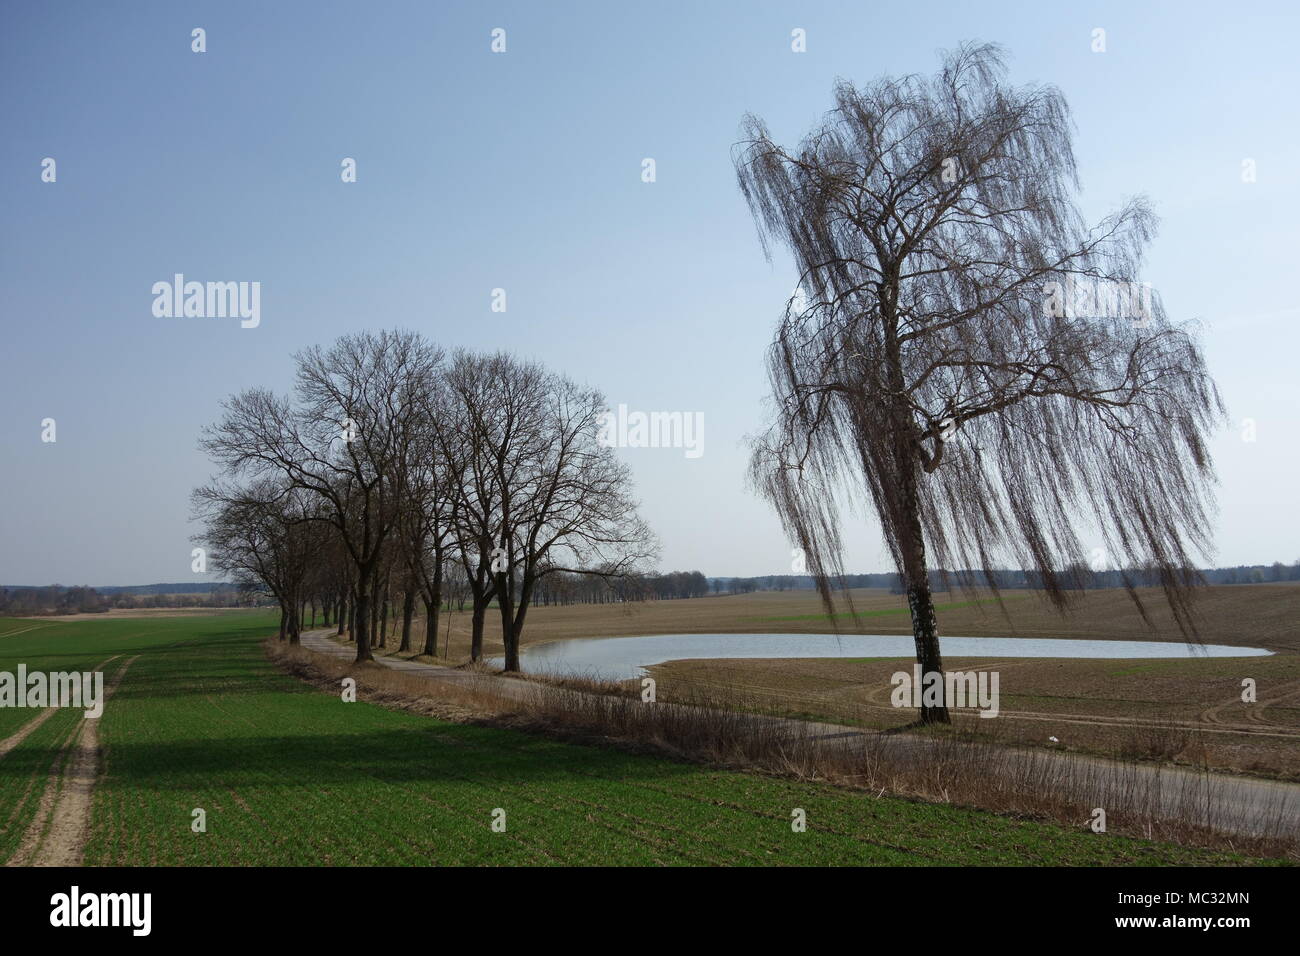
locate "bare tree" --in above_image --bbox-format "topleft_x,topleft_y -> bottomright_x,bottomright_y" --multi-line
442,560 -> 471,613
441,351 -> 656,669
439,351 -> 503,662
735,44 -> 1224,723
401,377 -> 465,657
318,532 -> 353,638
483,357 -> 658,670
193,478 -> 321,644
200,330 -> 442,662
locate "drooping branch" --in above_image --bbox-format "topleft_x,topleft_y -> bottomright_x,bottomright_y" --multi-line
738,43 -> 1225,640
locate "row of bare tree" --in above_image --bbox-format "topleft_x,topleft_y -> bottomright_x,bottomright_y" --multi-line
193,331 -> 659,667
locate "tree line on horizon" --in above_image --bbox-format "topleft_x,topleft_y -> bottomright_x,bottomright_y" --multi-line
0,585 -> 264,617
714,562 -> 1300,594
6,559 -> 1290,620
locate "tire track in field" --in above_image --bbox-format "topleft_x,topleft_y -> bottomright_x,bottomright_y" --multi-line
1251,682 -> 1300,726
0,707 -> 63,762
0,623 -> 54,639
5,655 -> 138,867
0,655 -> 120,763
1199,679 -> 1300,731
0,656 -> 121,850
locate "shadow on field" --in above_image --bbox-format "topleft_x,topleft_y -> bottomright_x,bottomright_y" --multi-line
42,723 -> 692,789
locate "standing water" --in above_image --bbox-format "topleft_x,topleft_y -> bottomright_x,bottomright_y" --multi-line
490,632 -> 1272,681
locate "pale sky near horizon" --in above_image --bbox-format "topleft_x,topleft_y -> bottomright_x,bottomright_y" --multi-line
2,0 -> 1298,586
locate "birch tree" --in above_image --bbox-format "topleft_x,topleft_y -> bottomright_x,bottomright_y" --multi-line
735,44 -> 1224,722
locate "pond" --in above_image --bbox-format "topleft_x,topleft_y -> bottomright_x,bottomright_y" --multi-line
490,632 -> 1272,681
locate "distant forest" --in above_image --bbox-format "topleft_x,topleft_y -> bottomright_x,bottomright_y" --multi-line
0,582 -> 263,616
710,562 -> 1300,594
2,562 -> 1296,617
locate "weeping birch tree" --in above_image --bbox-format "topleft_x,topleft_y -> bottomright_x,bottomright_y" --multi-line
735,44 -> 1224,723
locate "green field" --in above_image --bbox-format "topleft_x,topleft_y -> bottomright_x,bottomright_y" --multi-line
0,613 -> 1277,865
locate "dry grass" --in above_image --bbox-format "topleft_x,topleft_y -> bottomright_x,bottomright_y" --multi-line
1118,717 -> 1201,763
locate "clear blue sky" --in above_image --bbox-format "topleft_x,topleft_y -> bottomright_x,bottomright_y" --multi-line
2,0 -> 1297,585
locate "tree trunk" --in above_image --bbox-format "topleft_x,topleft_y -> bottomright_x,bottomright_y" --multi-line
399,589 -> 415,652
422,560 -> 443,657
422,598 -> 436,657
499,566 -> 537,673
352,565 -> 376,663
278,605 -> 287,642
497,568 -> 519,672
881,297 -> 950,724
905,577 -> 946,721
353,590 -> 372,662
470,598 -> 487,662
896,443 -> 948,724
368,568 -> 381,651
